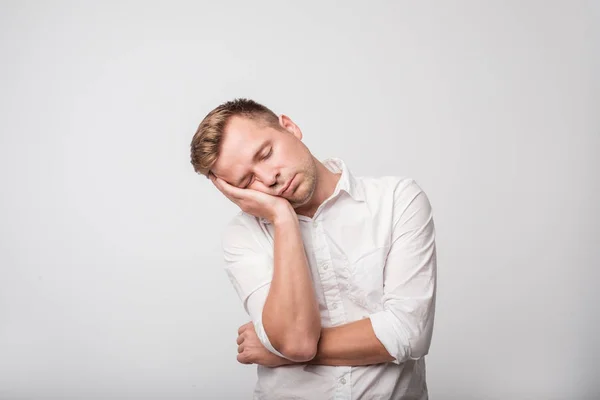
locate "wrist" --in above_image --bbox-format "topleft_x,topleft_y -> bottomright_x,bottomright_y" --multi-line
272,202 -> 296,226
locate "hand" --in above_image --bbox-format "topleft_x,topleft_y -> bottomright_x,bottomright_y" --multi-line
236,322 -> 294,367
210,172 -> 292,223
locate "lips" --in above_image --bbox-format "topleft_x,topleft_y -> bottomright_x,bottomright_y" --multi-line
279,175 -> 296,196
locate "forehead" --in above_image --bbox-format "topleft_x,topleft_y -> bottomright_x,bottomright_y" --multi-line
212,116 -> 274,181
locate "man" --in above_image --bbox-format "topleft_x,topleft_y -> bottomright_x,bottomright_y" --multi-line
190,98 -> 437,400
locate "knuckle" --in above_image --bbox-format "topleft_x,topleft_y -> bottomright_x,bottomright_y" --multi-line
237,353 -> 249,364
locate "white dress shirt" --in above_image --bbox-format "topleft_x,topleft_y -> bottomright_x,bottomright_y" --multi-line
221,158 -> 437,400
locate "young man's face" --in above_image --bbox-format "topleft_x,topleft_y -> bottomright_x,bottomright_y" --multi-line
210,115 -> 318,209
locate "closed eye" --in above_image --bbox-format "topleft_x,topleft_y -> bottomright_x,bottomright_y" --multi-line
243,175 -> 254,189
242,147 -> 272,188
263,148 -> 272,160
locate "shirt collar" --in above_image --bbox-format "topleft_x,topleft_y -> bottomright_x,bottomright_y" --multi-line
322,157 -> 366,203
257,158 -> 364,225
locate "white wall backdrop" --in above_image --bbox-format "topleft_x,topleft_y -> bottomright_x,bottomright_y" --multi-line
1,1 -> 598,399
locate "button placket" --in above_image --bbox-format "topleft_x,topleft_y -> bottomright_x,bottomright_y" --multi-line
312,220 -> 346,326
334,368 -> 352,399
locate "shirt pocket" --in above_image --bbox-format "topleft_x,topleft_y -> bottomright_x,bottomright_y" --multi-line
345,245 -> 389,311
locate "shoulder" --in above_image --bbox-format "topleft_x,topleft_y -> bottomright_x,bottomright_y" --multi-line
358,175 -> 433,216
356,174 -> 423,199
221,211 -> 265,250
223,211 -> 259,233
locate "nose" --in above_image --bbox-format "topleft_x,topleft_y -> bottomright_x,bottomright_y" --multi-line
255,165 -> 279,188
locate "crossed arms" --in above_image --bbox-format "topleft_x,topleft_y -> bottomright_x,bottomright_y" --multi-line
222,180 -> 437,367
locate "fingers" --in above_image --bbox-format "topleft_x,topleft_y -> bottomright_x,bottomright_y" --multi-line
238,321 -> 253,335
235,324 -> 253,365
210,174 -> 240,205
237,353 -> 251,364
210,172 -> 244,199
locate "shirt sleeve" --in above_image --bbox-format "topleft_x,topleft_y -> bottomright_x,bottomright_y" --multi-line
368,179 -> 437,365
221,214 -> 288,359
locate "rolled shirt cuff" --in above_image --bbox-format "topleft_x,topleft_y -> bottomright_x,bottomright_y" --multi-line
253,319 -> 289,360
368,309 -> 411,365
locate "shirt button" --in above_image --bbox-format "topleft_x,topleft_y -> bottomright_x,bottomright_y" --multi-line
332,303 -> 338,309
340,377 -> 346,385
323,263 -> 329,270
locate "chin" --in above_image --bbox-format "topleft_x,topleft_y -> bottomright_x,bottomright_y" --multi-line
290,185 -> 313,208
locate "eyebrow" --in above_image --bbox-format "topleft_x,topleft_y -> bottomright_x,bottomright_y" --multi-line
234,141 -> 269,187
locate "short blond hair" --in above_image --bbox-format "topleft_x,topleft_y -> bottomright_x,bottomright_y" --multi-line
190,98 -> 280,177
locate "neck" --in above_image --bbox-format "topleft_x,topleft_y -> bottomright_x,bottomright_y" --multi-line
295,158 -> 341,218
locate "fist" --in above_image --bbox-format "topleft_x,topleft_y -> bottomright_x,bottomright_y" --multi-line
236,322 -> 293,368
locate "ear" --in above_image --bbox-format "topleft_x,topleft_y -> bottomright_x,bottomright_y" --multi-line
278,114 -> 303,140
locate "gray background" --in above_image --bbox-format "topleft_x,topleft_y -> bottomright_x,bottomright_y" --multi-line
1,1 -> 598,399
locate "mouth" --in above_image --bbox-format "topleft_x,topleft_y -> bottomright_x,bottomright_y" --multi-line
278,175 -> 296,196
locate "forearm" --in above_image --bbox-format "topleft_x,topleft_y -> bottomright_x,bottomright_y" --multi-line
307,318 -> 394,366
271,318 -> 394,367
262,204 -> 321,360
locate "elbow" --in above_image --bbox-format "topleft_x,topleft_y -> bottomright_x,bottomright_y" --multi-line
407,326 -> 434,360
280,340 -> 318,362
409,341 -> 430,360
375,306 -> 434,363
278,331 -> 320,362
265,319 -> 321,362
387,333 -> 430,364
